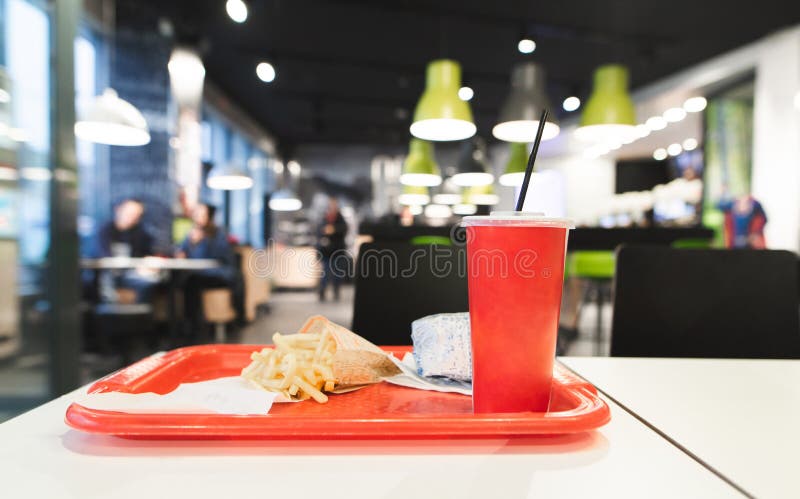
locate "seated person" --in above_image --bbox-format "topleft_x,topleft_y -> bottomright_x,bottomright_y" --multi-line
176,203 -> 236,334
96,198 -> 153,258
93,198 -> 159,303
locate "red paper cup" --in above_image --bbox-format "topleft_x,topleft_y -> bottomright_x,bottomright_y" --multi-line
463,212 -> 573,413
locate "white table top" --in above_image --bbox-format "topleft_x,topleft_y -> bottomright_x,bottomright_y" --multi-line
81,257 -> 219,271
0,381 -> 740,498
561,357 -> 800,499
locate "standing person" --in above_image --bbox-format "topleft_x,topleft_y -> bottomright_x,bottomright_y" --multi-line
717,194 -> 767,249
316,198 -> 348,301
95,198 -> 153,258
176,203 -> 236,333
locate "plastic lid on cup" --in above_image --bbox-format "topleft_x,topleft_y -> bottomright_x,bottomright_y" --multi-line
461,211 -> 574,229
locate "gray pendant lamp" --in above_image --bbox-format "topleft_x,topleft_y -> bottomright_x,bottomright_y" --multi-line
451,138 -> 494,187
492,62 -> 560,143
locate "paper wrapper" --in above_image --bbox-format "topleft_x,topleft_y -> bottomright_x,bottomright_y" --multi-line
297,315 -> 401,390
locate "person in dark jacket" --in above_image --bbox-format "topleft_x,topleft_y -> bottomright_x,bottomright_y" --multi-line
94,198 -> 158,302
96,198 -> 153,257
176,203 -> 236,333
316,197 -> 348,301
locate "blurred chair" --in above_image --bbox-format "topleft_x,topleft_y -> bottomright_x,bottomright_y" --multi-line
568,250 -> 616,354
611,245 -> 800,358
236,245 -> 271,322
91,302 -> 155,365
352,241 -> 468,345
202,289 -> 237,343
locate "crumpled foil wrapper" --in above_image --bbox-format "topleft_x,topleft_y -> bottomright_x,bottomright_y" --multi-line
411,312 -> 472,382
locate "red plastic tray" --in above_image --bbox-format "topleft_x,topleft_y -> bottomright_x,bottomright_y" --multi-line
65,345 -> 610,439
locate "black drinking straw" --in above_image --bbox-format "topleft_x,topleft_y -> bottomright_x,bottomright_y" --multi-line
514,109 -> 549,212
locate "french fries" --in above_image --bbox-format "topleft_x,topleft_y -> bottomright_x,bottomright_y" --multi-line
241,329 -> 337,403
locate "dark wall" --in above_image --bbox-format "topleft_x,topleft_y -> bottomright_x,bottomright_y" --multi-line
108,17 -> 174,252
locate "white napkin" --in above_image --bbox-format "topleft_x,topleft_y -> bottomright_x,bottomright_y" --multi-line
74,376 -> 278,415
385,353 -> 472,396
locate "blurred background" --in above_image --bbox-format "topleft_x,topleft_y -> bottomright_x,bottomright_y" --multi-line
1,0 -> 799,420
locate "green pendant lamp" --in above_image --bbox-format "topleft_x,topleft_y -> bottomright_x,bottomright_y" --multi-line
464,184 -> 499,206
399,139 -> 442,186
499,142 -> 528,187
410,60 -> 477,142
492,63 -> 560,143
575,64 -> 636,143
398,185 -> 430,206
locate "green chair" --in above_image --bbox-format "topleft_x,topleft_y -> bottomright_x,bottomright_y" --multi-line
410,235 -> 452,246
567,251 -> 616,355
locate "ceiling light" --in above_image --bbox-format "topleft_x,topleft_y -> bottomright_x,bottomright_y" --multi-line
269,188 -> 302,211
8,128 -> 28,142
453,203 -> 478,215
458,86 -> 474,101
663,107 -> 687,123
226,0 -> 248,23
424,204 -> 453,219
607,141 -> 622,151
683,96 -> 707,113
0,88 -> 9,103
562,96 -> 581,112
493,63 -> 560,142
408,205 -> 423,216
635,124 -> 651,138
653,148 -> 668,161
432,193 -> 462,205
464,184 -> 499,206
399,139 -> 442,187
399,185 -> 430,206
20,167 -> 52,181
576,65 -> 636,143
645,116 -> 667,131
256,62 -> 276,83
517,38 -> 536,54
0,166 -> 17,181
168,47 -> 206,109
286,160 -> 301,176
682,138 -> 699,151
499,142 -> 528,187
451,139 -> 495,187
410,60 -> 476,141
667,143 -> 682,156
206,163 -> 254,190
74,88 -> 150,146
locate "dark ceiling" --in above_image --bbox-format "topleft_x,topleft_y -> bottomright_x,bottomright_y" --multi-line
134,0 -> 800,147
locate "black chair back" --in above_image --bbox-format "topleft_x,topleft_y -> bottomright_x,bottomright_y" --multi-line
352,241 -> 468,345
611,245 -> 800,358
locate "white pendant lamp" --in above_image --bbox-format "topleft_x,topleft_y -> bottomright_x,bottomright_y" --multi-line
206,163 -> 254,190
74,88 -> 151,146
269,188 -> 302,211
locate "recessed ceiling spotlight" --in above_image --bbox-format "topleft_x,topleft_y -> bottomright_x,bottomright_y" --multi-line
646,116 -> 667,131
683,138 -> 698,151
256,62 -> 276,83
458,86 -> 474,101
653,148 -> 668,161
226,0 -> 248,23
635,124 -> 651,138
683,96 -> 708,113
667,143 -> 682,156
663,107 -> 687,123
518,38 -> 536,54
562,96 -> 581,112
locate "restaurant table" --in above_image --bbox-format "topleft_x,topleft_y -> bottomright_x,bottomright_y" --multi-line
81,257 -> 220,345
560,357 -> 800,499
0,363 -> 743,498
80,257 -> 220,271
